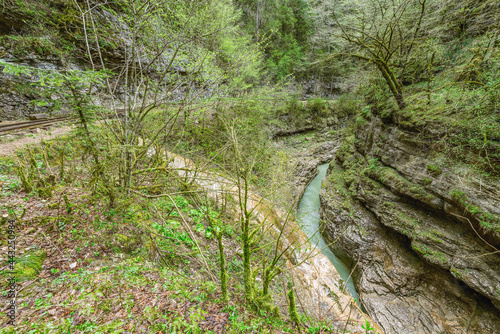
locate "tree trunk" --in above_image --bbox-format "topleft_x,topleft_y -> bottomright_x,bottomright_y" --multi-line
216,232 -> 228,303
395,90 -> 406,109
375,60 -> 406,110
242,223 -> 254,302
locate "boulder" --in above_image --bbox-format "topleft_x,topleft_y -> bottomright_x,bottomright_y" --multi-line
28,114 -> 48,120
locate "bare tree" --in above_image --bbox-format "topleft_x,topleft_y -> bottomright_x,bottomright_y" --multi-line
312,0 -> 429,109
72,0 -> 243,192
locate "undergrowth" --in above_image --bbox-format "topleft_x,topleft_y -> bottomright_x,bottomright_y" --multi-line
0,127 -> 352,333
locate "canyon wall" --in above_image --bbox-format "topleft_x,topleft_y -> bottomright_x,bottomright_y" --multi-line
319,116 -> 500,333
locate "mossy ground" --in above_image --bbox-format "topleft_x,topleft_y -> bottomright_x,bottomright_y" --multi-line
0,126 -> 340,333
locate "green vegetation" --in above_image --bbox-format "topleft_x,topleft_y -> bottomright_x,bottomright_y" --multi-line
450,188 -> 500,233
287,283 -> 300,327
367,163 -> 439,207
234,0 -> 312,81
3,257 -> 301,332
310,4 -> 500,289
412,242 -> 448,266
0,130 -> 314,331
309,0 -> 500,179
1,0 -> 500,332
11,250 -> 47,281
426,165 -> 443,177
0,1 -> 317,330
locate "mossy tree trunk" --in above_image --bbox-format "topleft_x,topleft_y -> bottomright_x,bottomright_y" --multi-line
211,220 -> 229,303
374,60 -> 406,110
240,174 -> 256,304
287,283 -> 300,327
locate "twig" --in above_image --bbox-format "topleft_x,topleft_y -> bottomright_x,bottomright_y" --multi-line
449,212 -> 499,253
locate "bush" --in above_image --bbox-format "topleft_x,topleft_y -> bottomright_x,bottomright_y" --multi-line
306,97 -> 330,117
333,94 -> 363,116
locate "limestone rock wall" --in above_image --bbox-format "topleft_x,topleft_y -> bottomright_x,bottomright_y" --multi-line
319,117 -> 500,333
0,49 -> 72,121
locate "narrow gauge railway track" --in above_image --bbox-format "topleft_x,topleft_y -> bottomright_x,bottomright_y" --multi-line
0,116 -> 72,134
0,110 -> 128,135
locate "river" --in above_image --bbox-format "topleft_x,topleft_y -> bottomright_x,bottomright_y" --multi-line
296,163 -> 359,302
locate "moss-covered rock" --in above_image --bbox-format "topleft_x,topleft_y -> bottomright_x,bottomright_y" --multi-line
320,113 -> 500,333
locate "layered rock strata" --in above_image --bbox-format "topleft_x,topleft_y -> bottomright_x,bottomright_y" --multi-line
319,117 -> 500,333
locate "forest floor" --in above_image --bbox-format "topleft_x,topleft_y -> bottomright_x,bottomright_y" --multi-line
0,125 -> 73,156
0,126 -> 305,333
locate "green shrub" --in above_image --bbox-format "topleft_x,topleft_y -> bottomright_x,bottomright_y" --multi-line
305,97 -> 330,117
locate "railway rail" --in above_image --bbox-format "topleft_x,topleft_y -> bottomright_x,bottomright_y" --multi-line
0,115 -> 72,134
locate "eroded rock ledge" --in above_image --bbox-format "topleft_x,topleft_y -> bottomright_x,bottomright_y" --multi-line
319,116 -> 500,333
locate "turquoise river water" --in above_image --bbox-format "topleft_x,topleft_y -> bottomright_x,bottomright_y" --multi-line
296,163 -> 359,302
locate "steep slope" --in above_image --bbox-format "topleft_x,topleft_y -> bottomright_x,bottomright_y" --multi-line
310,0 -> 500,331
0,0 -> 263,120
319,115 -> 500,333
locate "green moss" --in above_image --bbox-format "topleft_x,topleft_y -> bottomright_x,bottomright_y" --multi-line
287,285 -> 300,325
426,164 -> 443,177
368,165 -> 438,206
112,234 -> 141,254
37,186 -> 53,198
305,97 -> 331,118
13,250 -> 47,281
0,0 -> 125,61
355,115 -> 370,126
383,204 -> 444,247
326,165 -> 356,213
415,229 -> 443,244
412,242 -> 448,266
449,189 -> 500,233
451,267 -> 462,279
335,132 -> 356,163
48,202 -> 58,209
383,204 -> 420,233
450,189 -> 467,202
0,36 -> 61,58
334,127 -> 368,194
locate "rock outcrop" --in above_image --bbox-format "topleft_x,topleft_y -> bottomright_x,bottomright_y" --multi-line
319,116 -> 500,333
0,4 -> 191,122
0,49 -> 70,120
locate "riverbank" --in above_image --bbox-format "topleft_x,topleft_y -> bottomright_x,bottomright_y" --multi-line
166,151 -> 381,332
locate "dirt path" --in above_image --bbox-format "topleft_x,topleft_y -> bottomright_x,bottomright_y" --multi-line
0,125 -> 73,156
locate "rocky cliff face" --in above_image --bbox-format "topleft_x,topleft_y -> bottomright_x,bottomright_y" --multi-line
0,50 -> 72,120
319,116 -> 500,333
0,4 -> 191,122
